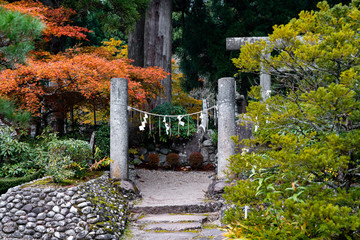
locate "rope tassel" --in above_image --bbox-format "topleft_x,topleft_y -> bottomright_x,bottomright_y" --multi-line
163,116 -> 170,135
139,113 -> 148,131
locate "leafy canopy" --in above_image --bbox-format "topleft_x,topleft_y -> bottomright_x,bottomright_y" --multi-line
225,1 -> 360,239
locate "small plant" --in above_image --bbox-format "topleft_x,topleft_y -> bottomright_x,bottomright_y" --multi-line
147,153 -> 159,169
89,157 -> 113,171
189,152 -> 203,169
166,153 -> 180,169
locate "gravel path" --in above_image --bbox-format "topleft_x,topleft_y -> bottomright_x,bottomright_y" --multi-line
134,169 -> 215,207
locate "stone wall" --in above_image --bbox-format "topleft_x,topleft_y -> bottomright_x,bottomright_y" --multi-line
131,128 -> 218,170
0,172 -> 130,240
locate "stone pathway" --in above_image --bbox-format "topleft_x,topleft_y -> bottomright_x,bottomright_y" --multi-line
123,169 -> 226,240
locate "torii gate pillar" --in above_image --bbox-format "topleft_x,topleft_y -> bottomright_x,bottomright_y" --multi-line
226,37 -> 271,101
110,78 -> 129,179
217,77 -> 236,179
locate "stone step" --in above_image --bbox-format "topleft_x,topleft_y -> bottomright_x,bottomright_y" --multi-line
130,231 -> 198,240
143,222 -> 202,231
131,201 -> 223,214
137,214 -> 207,224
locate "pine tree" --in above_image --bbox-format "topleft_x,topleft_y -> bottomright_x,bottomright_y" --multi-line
224,1 -> 360,239
0,7 -> 44,69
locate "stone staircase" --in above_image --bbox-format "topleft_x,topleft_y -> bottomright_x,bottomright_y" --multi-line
124,212 -> 225,240
122,169 -> 226,240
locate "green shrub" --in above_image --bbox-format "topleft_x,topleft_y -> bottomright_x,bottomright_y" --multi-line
46,139 -> 92,179
0,127 -> 45,177
95,124 -> 110,159
150,103 -> 197,142
189,152 -> 203,169
166,153 -> 180,169
0,170 -> 43,194
45,154 -> 75,183
147,153 -> 159,169
224,2 -> 360,239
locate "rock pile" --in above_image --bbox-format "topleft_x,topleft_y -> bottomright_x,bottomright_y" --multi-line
0,172 -> 129,240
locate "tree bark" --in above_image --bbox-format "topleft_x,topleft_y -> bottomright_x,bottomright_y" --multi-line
144,0 -> 172,105
128,0 -> 173,106
128,18 -> 145,67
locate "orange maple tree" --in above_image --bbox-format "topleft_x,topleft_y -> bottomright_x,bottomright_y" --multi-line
1,0 -> 90,42
0,0 -> 168,134
0,48 -> 167,115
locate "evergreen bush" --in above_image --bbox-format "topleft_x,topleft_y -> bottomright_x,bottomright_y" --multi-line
189,152 -> 203,169
147,153 -> 159,169
166,153 -> 180,169
224,1 -> 360,239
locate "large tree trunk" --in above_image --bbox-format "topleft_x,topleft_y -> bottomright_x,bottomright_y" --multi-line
128,0 -> 173,106
128,18 -> 145,67
144,0 -> 172,105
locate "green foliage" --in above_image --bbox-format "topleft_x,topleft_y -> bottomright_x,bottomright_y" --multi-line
189,152 -> 203,169
0,7 -> 44,69
166,153 -> 180,169
225,1 -> 360,239
46,138 -> 92,180
95,124 -> 110,159
62,0 -> 150,44
0,170 -> 42,194
149,102 -> 197,142
0,127 -> 45,177
0,97 -> 31,130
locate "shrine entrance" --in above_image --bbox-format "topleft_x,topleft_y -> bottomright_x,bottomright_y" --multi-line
109,77 -> 236,180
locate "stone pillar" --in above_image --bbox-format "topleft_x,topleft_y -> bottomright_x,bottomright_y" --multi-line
260,53 -> 271,101
217,77 -> 236,179
202,99 -> 208,130
110,78 -> 128,179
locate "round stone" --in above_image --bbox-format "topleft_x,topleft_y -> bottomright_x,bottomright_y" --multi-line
15,203 -> 23,209
53,206 -> 60,213
54,213 -> 65,221
3,221 -> 17,233
37,200 -> 46,207
12,230 -> 23,238
47,211 -> 55,218
24,229 -> 35,235
65,190 -> 75,196
2,216 -> 11,223
35,225 -> 46,233
6,203 -> 14,209
7,196 -> 15,202
60,208 -> 69,215
27,217 -> 36,222
58,220 -> 66,227
70,206 -> 78,214
66,229 -> 76,236
32,207 -> 45,214
77,202 -> 90,208
17,219 -> 27,225
81,206 -> 93,214
57,192 -> 65,198
25,222 -> 36,228
37,212 -> 46,220
75,198 -> 86,204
